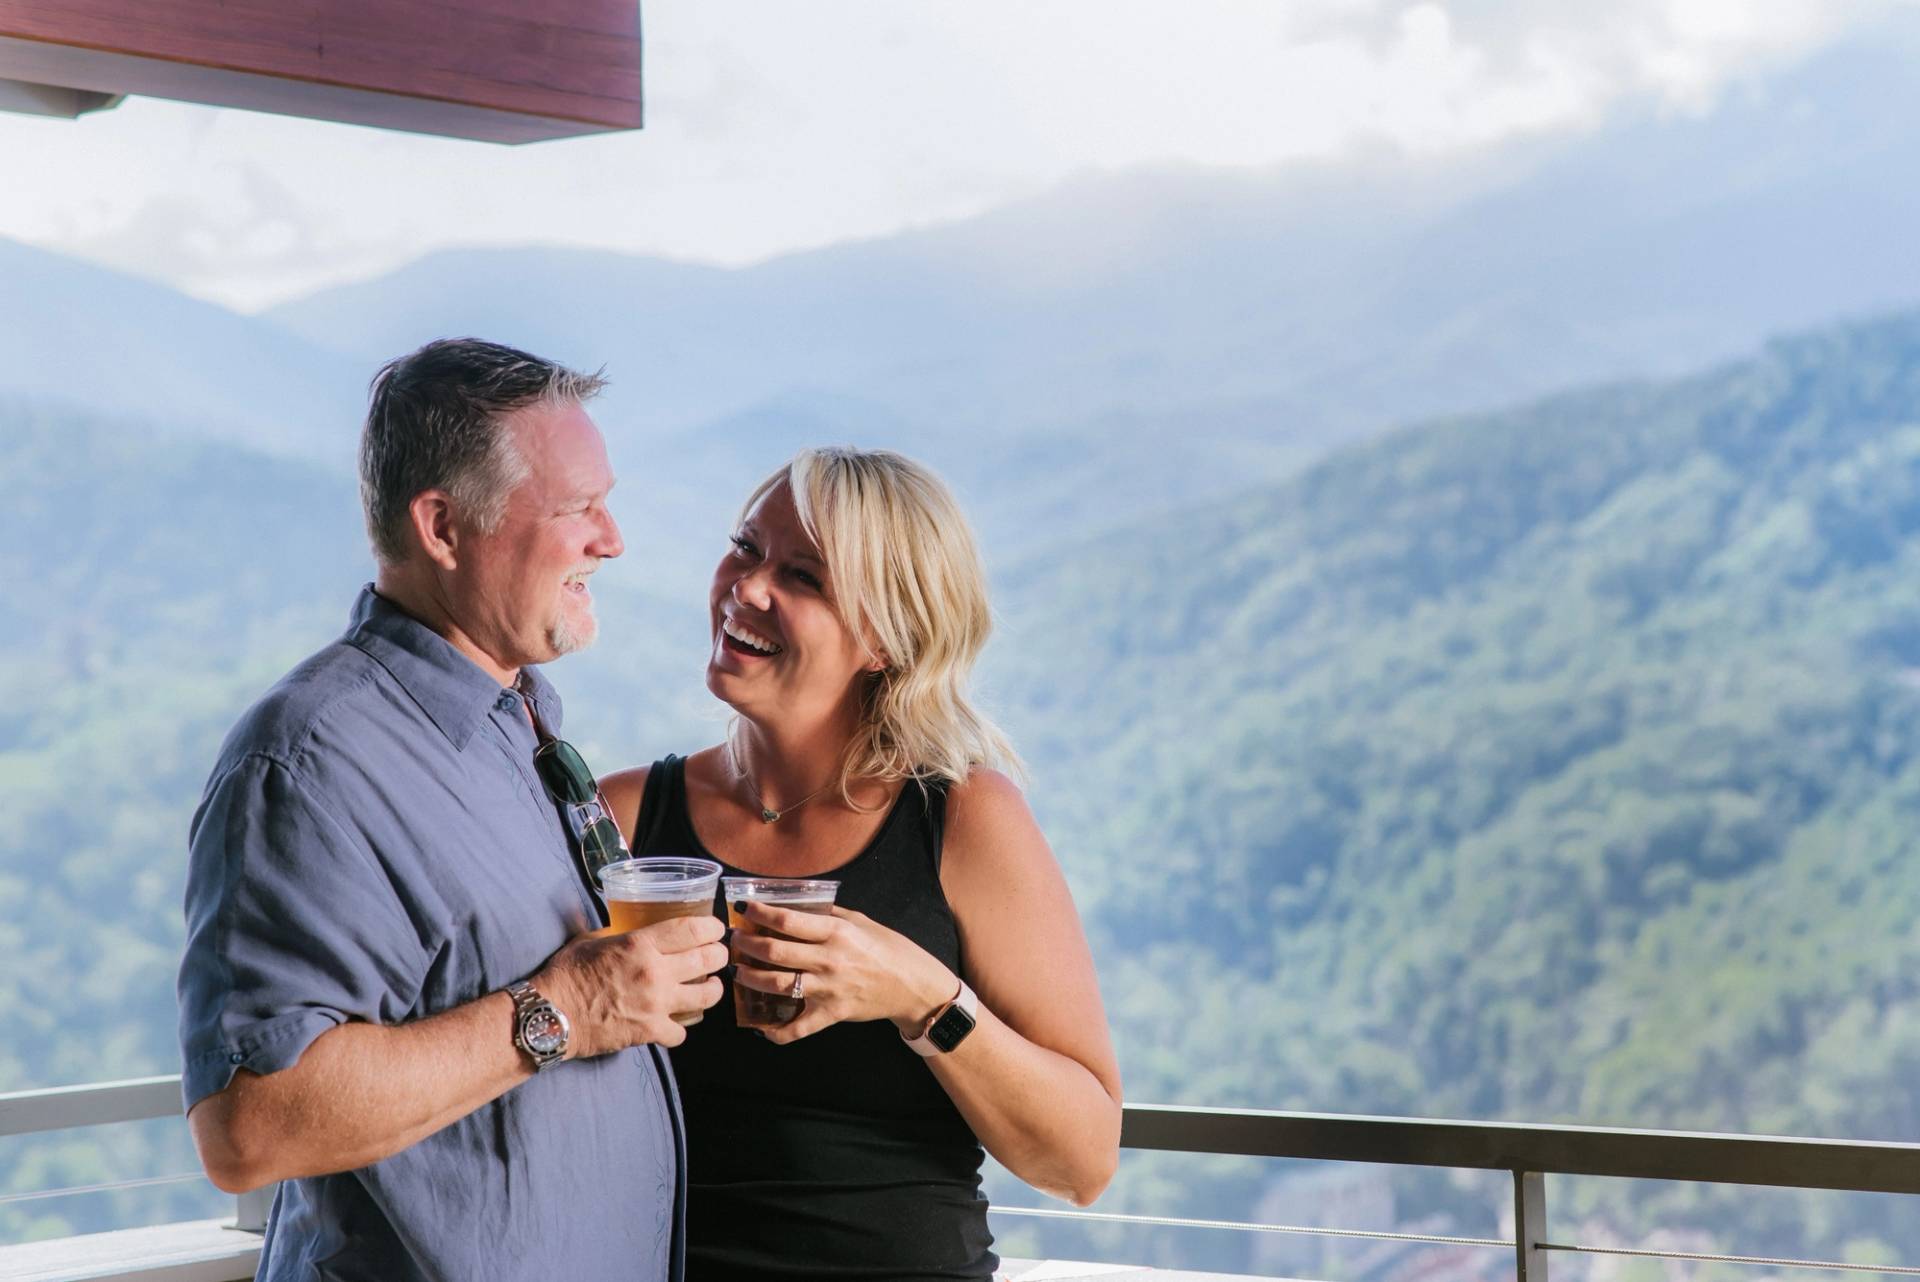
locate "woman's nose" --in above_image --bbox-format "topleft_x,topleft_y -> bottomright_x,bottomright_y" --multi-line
732,565 -> 773,609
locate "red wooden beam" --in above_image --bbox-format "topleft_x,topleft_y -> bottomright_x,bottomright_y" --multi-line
0,0 -> 642,143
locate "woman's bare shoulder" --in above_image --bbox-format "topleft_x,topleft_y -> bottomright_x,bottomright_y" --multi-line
599,747 -> 725,841
597,764 -> 653,842
942,766 -> 1049,878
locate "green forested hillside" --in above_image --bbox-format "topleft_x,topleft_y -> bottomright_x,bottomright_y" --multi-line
0,406 -> 368,1238
8,313 -> 1920,1268
986,311 -> 1920,1264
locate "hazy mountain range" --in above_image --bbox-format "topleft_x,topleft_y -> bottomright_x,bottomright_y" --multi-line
7,21 -> 1920,573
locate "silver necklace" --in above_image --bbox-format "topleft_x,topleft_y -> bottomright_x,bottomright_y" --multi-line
731,746 -> 837,824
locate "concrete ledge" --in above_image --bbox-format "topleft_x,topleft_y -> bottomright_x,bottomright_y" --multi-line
0,1218 -> 259,1282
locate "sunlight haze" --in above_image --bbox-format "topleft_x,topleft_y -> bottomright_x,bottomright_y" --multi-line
0,0 -> 1896,310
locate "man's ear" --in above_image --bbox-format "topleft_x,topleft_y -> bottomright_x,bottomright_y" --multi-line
407,490 -> 460,571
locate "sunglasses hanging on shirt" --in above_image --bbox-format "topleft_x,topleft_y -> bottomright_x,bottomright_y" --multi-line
528,723 -> 630,922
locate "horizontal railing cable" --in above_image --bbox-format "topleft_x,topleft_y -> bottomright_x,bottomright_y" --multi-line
993,1204 -> 1508,1249
0,1172 -> 208,1207
1542,1240 -> 1920,1276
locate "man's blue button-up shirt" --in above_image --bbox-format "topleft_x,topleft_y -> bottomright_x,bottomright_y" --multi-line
178,586 -> 681,1281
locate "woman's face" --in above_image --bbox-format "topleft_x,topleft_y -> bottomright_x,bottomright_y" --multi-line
706,480 -> 880,731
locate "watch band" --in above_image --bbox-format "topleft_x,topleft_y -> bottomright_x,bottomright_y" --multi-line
901,978 -> 978,1058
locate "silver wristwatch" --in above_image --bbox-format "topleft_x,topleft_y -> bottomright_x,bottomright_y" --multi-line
507,979 -> 570,1071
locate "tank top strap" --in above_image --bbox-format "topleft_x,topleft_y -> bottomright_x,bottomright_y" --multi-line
917,776 -> 950,875
632,755 -> 690,857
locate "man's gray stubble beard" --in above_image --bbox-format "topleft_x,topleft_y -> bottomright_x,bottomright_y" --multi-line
549,604 -> 598,656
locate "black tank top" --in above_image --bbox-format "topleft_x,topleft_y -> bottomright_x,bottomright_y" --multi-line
635,756 -> 997,1281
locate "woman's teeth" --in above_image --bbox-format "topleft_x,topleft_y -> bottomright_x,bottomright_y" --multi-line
723,617 -> 783,655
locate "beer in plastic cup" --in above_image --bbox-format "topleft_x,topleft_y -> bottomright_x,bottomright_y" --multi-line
722,876 -> 839,1028
600,857 -> 723,1024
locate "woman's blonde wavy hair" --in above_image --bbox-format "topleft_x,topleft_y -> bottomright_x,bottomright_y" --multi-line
734,446 -> 1024,801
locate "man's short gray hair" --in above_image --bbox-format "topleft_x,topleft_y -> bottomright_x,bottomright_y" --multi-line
360,338 -> 608,566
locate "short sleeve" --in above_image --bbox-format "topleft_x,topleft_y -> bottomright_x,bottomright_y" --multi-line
176,754 -> 430,1109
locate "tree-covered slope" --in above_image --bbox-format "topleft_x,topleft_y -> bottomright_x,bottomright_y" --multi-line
985,310 -> 1920,1265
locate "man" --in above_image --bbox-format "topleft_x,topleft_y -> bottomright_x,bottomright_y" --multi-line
177,338 -> 725,1281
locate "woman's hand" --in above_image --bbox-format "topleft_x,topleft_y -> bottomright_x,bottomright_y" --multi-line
729,901 -> 958,1044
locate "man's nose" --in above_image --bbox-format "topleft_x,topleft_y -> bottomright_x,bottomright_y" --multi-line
592,507 -> 624,560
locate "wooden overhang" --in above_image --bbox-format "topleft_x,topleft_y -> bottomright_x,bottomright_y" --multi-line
0,1 -> 642,143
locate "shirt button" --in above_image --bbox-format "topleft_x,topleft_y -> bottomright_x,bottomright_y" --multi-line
495,692 -> 517,712
228,1052 -> 245,1064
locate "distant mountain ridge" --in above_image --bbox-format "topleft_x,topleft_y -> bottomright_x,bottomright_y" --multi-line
261,21 -> 1920,449
0,239 -> 363,464
9,21 -> 1920,592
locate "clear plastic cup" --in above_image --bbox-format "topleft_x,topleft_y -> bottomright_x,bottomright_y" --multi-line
722,876 -> 839,1028
601,857 -> 723,1023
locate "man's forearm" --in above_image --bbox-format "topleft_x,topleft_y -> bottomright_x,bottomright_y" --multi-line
190,991 -> 529,1192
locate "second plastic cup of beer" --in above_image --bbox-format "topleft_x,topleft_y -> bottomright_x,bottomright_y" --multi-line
723,876 -> 839,1029
600,857 -> 723,1025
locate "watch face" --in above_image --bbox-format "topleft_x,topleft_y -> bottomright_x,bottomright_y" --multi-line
927,1004 -> 977,1053
523,1008 -> 566,1055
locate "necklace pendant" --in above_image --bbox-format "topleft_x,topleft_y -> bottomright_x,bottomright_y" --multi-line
760,807 -> 781,824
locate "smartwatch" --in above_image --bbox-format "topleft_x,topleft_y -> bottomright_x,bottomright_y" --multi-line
901,979 -> 979,1057
507,979 -> 570,1071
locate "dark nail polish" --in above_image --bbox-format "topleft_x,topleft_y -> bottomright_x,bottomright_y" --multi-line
718,964 -> 737,982
720,927 -> 733,946
732,899 -> 747,914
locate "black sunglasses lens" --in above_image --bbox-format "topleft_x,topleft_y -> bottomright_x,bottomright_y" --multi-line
535,739 -> 597,804
580,817 -> 631,877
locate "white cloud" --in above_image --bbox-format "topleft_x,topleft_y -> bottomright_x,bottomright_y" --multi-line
0,0 -> 1901,310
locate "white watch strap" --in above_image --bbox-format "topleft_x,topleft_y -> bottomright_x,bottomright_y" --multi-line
902,979 -> 978,1058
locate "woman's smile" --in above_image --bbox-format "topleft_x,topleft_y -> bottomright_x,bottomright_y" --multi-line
721,615 -> 784,657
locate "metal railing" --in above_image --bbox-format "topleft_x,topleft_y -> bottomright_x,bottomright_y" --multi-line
9,1078 -> 1920,1279
0,1074 -> 272,1234
997,1103 -> 1920,1277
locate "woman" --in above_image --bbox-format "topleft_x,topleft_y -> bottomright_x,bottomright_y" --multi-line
600,446 -> 1121,1281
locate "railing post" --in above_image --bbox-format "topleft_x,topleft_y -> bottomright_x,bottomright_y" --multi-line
232,1182 -> 276,1233
1513,1170 -> 1547,1280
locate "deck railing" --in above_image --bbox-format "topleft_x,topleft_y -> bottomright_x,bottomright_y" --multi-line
6,1077 -> 1920,1280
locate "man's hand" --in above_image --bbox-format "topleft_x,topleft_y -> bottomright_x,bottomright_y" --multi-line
534,915 -> 727,1054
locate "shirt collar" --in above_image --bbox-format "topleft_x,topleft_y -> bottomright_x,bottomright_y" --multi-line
343,584 -> 565,750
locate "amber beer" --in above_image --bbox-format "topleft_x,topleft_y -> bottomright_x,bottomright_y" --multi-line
606,896 -> 709,933
722,876 -> 839,1029
599,857 -> 723,1024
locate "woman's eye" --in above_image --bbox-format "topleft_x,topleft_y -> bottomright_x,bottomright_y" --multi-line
794,569 -> 822,589
729,535 -> 758,557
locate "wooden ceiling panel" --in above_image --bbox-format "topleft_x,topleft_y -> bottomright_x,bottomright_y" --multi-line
0,0 -> 642,142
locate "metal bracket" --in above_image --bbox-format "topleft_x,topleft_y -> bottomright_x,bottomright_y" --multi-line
231,1182 -> 276,1234
1514,1170 -> 1548,1281
0,79 -> 123,118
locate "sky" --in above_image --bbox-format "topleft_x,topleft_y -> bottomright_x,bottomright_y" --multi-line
0,0 -> 1905,312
